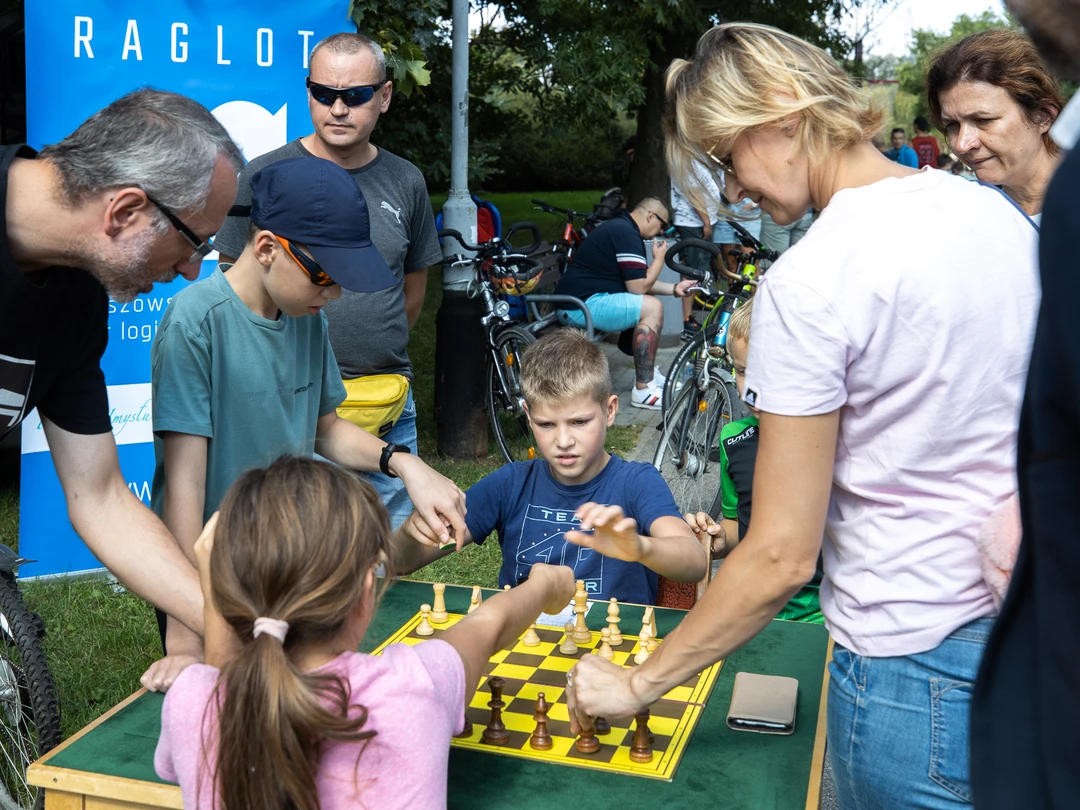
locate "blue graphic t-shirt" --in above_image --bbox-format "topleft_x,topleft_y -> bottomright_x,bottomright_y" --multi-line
464,455 -> 682,604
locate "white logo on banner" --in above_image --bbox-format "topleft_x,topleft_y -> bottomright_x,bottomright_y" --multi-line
212,101 -> 288,161
20,383 -> 154,455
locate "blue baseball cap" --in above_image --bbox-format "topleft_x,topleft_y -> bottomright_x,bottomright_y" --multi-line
248,157 -> 397,293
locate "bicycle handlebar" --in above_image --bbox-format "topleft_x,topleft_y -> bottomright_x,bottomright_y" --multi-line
665,237 -> 751,286
531,199 -> 594,221
438,221 -> 543,263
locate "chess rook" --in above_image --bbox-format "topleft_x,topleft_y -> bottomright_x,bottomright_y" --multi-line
431,583 -> 448,624
629,709 -> 654,763
481,677 -> 510,745
529,693 -> 554,750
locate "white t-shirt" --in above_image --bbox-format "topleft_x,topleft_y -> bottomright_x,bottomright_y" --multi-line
671,164 -> 719,227
745,169 -> 1039,657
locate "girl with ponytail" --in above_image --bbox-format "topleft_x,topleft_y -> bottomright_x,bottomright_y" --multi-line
154,455 -> 574,809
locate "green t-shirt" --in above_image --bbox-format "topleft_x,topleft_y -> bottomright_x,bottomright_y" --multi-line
718,414 -> 823,624
150,268 -> 347,522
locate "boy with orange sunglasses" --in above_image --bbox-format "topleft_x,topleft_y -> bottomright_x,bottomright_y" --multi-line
144,157 -> 467,692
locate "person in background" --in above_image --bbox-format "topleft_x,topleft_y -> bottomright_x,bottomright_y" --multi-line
758,209 -> 813,255
911,115 -> 943,169
884,127 -> 919,167
670,168 -> 717,338
553,198 -> 697,410
971,0 -> 1080,805
928,28 -> 1064,219
214,32 -> 442,531
936,153 -> 955,171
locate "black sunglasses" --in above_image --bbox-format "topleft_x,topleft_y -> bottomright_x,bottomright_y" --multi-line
306,78 -> 388,108
144,193 -> 213,264
275,236 -> 336,287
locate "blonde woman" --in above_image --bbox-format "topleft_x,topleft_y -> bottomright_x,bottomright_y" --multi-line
565,23 -> 1039,809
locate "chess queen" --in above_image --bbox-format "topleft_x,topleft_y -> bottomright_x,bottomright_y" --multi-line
154,455 -> 575,810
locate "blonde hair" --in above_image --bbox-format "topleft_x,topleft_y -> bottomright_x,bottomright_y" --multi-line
521,330 -> 612,408
665,23 -> 885,216
727,296 -> 754,344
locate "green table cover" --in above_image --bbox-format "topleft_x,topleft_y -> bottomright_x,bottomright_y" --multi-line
48,580 -> 828,809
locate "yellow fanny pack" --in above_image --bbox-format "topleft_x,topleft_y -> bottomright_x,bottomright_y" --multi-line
337,374 -> 411,437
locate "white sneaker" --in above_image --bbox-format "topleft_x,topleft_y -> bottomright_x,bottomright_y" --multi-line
631,382 -> 663,410
653,366 -> 667,389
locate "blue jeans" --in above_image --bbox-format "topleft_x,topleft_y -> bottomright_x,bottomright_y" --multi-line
827,617 -> 994,810
356,388 -> 416,530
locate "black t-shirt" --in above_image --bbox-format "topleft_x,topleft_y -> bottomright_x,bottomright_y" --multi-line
553,211 -> 648,299
1,144 -> 111,438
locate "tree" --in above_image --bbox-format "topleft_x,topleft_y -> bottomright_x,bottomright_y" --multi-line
895,11 -> 1014,122
487,0 -> 861,204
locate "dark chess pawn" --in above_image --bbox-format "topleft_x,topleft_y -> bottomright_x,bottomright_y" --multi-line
529,692 -> 553,750
575,722 -> 601,753
594,716 -> 611,735
454,712 -> 473,739
481,676 -> 510,745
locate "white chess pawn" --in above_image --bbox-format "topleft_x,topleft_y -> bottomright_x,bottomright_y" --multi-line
634,626 -> 652,664
522,623 -> 541,647
417,604 -> 435,637
560,621 -> 578,654
598,627 -> 615,660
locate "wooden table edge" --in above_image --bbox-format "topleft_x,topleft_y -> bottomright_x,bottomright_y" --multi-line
27,688 -> 183,809
804,637 -> 833,810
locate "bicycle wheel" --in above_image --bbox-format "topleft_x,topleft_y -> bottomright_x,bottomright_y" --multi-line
662,322 -> 717,417
0,573 -> 61,810
487,324 -> 538,463
652,371 -> 737,516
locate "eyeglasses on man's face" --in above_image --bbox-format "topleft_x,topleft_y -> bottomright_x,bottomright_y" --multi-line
144,194 -> 213,265
306,78 -> 388,108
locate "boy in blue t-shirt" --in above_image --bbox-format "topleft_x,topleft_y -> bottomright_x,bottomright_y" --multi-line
391,329 -> 708,604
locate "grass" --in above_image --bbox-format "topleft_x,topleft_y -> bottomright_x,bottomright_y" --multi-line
0,190 -> 646,739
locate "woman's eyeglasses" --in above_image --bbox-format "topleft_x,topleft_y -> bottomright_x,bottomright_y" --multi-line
705,142 -> 737,179
275,236 -> 336,287
306,78 -> 388,108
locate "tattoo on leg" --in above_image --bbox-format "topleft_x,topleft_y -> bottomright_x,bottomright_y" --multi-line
633,325 -> 658,385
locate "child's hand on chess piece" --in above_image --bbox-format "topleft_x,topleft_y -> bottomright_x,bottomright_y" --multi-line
684,511 -> 730,557
402,508 -> 464,552
565,503 -> 647,562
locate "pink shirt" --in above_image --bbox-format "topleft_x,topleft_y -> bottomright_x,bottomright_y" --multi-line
155,640 -> 465,809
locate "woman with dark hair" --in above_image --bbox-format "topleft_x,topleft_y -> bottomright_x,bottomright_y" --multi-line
927,28 -> 1064,218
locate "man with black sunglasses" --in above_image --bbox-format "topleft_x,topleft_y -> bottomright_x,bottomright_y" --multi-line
1,89 -> 242,660
215,33 -> 442,533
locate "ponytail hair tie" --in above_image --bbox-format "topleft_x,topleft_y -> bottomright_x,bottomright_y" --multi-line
252,617 -> 289,643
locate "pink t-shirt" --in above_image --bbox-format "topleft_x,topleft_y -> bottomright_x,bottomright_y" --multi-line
155,640 -> 465,809
744,169 -> 1038,657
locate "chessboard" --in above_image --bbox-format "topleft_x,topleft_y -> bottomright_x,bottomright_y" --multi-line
371,610 -> 723,781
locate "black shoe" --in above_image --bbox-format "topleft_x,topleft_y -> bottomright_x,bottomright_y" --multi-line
680,317 -> 701,341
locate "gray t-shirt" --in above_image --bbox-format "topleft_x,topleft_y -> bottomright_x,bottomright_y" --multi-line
149,268 -> 347,521
214,140 -> 442,380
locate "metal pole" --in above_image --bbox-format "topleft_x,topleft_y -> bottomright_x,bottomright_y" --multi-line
435,0 -> 486,458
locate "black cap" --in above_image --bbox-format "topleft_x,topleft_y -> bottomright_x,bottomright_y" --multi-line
249,157 -> 397,293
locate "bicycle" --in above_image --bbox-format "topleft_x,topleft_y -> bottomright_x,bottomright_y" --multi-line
661,220 -> 779,417
0,546 -> 61,810
438,223 -> 545,464
651,236 -> 768,516
529,199 -> 603,276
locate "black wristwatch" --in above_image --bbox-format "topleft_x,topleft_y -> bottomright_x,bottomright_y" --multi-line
380,443 -> 411,478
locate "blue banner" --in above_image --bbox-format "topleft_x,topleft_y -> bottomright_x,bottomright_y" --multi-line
20,0 -> 352,577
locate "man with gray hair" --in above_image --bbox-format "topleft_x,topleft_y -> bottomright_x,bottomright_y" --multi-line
1,89 -> 241,667
215,32 -> 442,530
